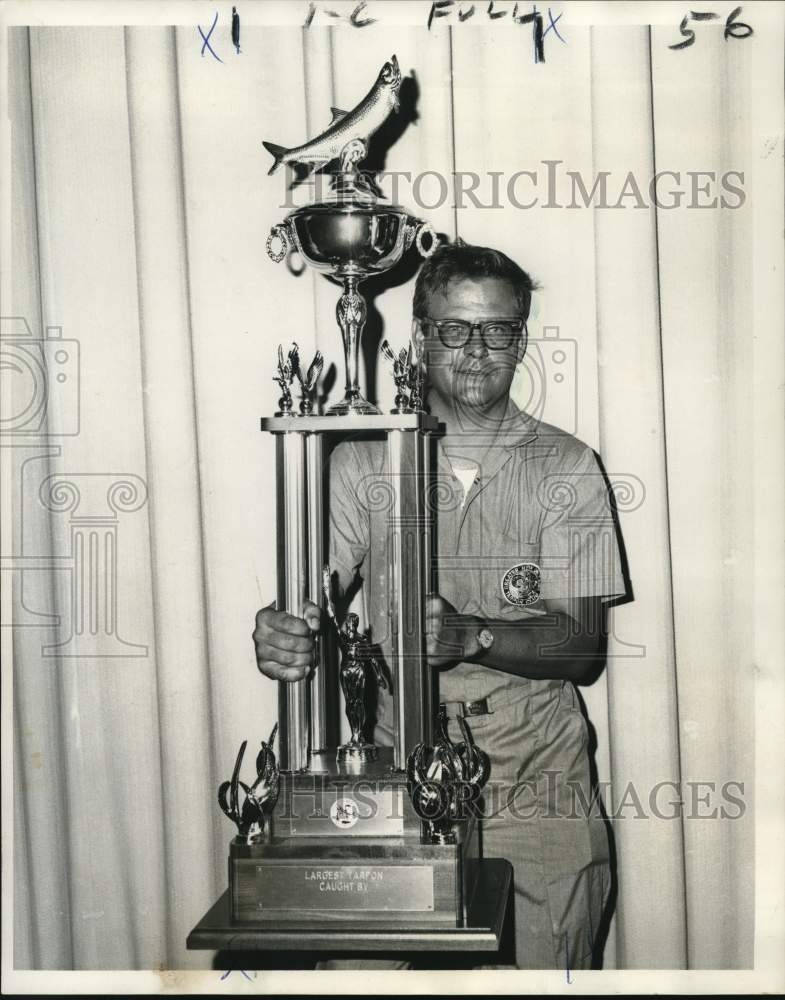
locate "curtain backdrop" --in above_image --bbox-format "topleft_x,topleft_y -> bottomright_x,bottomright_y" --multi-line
8,17 -> 766,970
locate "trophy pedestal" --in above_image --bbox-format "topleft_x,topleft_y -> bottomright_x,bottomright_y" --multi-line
326,394 -> 380,416
228,747 -> 481,928
336,741 -> 378,763
188,859 -> 513,959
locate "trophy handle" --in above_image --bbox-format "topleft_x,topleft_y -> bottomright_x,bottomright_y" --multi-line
266,223 -> 289,263
414,221 -> 438,259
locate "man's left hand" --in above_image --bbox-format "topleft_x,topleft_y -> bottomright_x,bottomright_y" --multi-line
425,594 -> 483,668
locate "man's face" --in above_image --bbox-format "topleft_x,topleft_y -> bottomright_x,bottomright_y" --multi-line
416,277 -> 526,413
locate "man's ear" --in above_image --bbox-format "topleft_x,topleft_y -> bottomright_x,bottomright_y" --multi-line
516,322 -> 529,364
412,317 -> 426,367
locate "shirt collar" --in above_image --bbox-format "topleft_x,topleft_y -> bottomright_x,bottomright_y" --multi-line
494,399 -> 539,450
434,399 -> 539,486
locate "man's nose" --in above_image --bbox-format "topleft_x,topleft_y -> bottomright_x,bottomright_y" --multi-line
463,325 -> 488,359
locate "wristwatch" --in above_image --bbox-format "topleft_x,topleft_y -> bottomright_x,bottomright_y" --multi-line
476,625 -> 494,652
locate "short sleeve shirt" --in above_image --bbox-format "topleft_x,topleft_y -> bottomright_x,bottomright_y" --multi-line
328,402 -> 626,744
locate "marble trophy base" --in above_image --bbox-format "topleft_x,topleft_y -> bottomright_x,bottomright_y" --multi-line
227,747 -> 481,928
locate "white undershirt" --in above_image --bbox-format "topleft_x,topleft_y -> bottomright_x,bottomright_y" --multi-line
448,458 -> 479,507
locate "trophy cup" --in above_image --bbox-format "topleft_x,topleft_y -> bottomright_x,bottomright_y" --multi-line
264,54 -> 436,415
188,57 -> 511,955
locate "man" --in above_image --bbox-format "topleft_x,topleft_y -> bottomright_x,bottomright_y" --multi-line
254,242 -> 626,969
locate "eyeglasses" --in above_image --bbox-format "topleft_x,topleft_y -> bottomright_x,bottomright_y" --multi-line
418,317 -> 526,351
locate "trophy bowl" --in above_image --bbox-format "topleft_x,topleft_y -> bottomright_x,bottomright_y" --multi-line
287,201 -> 415,278
268,194 -> 436,415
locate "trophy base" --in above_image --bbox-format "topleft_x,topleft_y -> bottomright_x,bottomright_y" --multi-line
326,394 -> 381,416
228,821 -> 480,927
188,859 -> 513,956
336,742 -> 378,764
279,746 -> 421,839
226,747 -> 482,928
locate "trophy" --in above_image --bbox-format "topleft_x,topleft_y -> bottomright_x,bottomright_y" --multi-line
264,54 -> 436,415
189,56 -> 508,951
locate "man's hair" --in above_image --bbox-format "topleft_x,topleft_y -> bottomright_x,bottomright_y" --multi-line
413,241 -> 538,321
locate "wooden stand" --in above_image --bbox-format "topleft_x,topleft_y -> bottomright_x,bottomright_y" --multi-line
188,858 -> 513,959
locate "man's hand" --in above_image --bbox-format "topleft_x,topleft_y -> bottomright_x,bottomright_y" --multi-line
425,593 -> 483,668
253,599 -> 321,682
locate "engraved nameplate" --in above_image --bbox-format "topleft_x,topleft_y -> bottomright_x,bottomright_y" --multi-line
254,864 -> 435,911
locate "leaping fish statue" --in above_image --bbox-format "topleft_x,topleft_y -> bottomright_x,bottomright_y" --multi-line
262,55 -> 401,176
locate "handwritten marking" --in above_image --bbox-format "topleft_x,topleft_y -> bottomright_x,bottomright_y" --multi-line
220,969 -> 257,981
428,2 -> 563,62
724,5 -> 753,38
517,6 -> 545,63
428,0 -> 452,28
543,7 -> 566,43
669,5 -> 752,49
231,6 -> 241,54
304,0 -> 377,27
198,11 -> 223,62
297,0 -> 564,52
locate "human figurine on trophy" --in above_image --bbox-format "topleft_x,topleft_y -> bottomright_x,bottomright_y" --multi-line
322,564 -> 388,763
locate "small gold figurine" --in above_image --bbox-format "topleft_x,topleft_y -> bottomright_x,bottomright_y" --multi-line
322,564 -> 388,763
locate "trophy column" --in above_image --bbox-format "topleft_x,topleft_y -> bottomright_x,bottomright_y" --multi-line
269,414 -> 437,773
306,433 -> 328,755
274,429 -> 327,772
387,426 -> 435,768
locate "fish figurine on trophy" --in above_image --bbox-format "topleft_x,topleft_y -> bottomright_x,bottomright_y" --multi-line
264,55 -> 437,414
322,564 -> 388,763
218,725 -> 280,845
262,56 -> 401,186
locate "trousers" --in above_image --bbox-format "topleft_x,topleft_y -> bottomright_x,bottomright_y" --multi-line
318,680 -> 612,971
444,677 -> 612,970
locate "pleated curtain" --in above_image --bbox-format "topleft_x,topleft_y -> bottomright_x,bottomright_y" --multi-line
9,17 -> 765,970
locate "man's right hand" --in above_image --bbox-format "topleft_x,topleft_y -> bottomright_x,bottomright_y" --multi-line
253,599 -> 321,682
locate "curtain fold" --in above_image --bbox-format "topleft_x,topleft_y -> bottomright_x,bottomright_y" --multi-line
591,26 -> 687,969
124,26 -> 220,967
9,21 -> 758,971
651,23 -> 755,970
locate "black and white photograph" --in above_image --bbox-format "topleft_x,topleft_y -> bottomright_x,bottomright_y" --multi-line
2,0 -> 784,992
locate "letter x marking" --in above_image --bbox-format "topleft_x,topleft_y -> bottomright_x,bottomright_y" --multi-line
543,7 -> 566,43
198,11 -> 223,62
